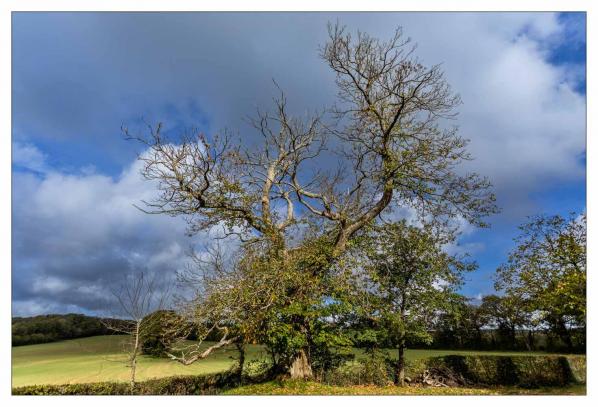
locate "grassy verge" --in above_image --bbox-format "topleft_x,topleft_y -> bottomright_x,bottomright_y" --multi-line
223,380 -> 587,396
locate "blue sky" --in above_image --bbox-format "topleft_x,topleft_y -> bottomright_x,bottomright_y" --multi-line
11,12 -> 586,316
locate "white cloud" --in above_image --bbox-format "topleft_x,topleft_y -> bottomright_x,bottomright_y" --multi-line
391,15 -> 584,192
11,152 -> 205,316
12,142 -> 48,173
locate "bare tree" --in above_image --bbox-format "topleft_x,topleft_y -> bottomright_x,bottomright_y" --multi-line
125,23 -> 498,378
103,270 -> 170,391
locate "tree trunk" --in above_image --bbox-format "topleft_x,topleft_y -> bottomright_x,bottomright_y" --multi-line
510,326 -> 517,349
557,318 -> 574,351
130,322 -> 140,392
525,330 -> 534,351
289,348 -> 313,379
236,343 -> 246,381
395,341 -> 406,386
130,357 -> 137,391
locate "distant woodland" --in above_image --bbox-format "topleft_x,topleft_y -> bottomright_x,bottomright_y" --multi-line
12,314 -> 126,346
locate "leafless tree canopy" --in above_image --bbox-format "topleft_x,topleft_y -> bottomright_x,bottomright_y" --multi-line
103,271 -> 171,388
125,23 -> 497,260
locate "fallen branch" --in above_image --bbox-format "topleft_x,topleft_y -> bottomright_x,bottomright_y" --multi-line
418,367 -> 468,387
166,326 -> 239,366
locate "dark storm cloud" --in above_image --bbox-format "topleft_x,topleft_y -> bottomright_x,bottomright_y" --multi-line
13,13 -> 585,193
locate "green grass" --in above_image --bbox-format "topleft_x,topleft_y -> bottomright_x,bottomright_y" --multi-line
223,380 -> 587,395
11,335 -> 264,387
11,335 -> 572,388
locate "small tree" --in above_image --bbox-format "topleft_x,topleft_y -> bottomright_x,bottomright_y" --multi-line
352,221 -> 475,385
103,271 -> 170,391
495,213 -> 586,351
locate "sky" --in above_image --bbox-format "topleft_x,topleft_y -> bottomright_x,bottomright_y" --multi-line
11,12 -> 586,316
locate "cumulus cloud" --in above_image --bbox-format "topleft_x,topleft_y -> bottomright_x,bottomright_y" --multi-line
378,13 -> 585,219
11,154 -> 203,316
12,142 -> 48,174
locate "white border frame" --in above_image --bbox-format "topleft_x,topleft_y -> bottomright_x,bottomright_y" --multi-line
1,2 -> 594,407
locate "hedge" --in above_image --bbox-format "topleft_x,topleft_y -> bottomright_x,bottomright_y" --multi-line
419,355 -> 586,388
12,370 -> 241,395
321,354 -> 585,388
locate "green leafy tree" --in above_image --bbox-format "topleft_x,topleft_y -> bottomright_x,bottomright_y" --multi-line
432,294 -> 492,350
479,294 -> 531,350
495,213 -> 586,351
352,221 -> 476,385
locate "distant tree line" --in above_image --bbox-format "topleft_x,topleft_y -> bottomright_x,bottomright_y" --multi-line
348,212 -> 586,355
12,314 -> 127,346
347,293 -> 585,353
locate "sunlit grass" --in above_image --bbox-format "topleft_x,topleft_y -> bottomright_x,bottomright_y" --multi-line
223,380 -> 587,395
12,335 -> 263,387
12,335 -> 573,388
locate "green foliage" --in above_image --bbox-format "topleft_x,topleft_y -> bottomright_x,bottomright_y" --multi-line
319,356 -> 394,387
226,232 -> 358,374
349,221 -> 474,353
13,381 -> 132,395
260,296 -> 355,373
432,294 -> 485,349
243,359 -> 272,378
139,310 -> 179,357
320,354 -> 585,389
357,353 -> 396,386
12,314 -> 126,346
495,213 -> 586,351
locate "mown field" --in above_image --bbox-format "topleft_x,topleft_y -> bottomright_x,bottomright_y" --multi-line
12,334 -> 573,388
12,335 -> 255,387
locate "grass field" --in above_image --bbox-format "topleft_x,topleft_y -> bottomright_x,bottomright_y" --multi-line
12,335 -> 261,387
11,335 -> 572,388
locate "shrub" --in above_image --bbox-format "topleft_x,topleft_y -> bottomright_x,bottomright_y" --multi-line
12,354 -> 586,394
320,354 -> 585,389
311,345 -> 355,377
320,352 -> 395,386
243,359 -> 272,378
566,355 -> 586,383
